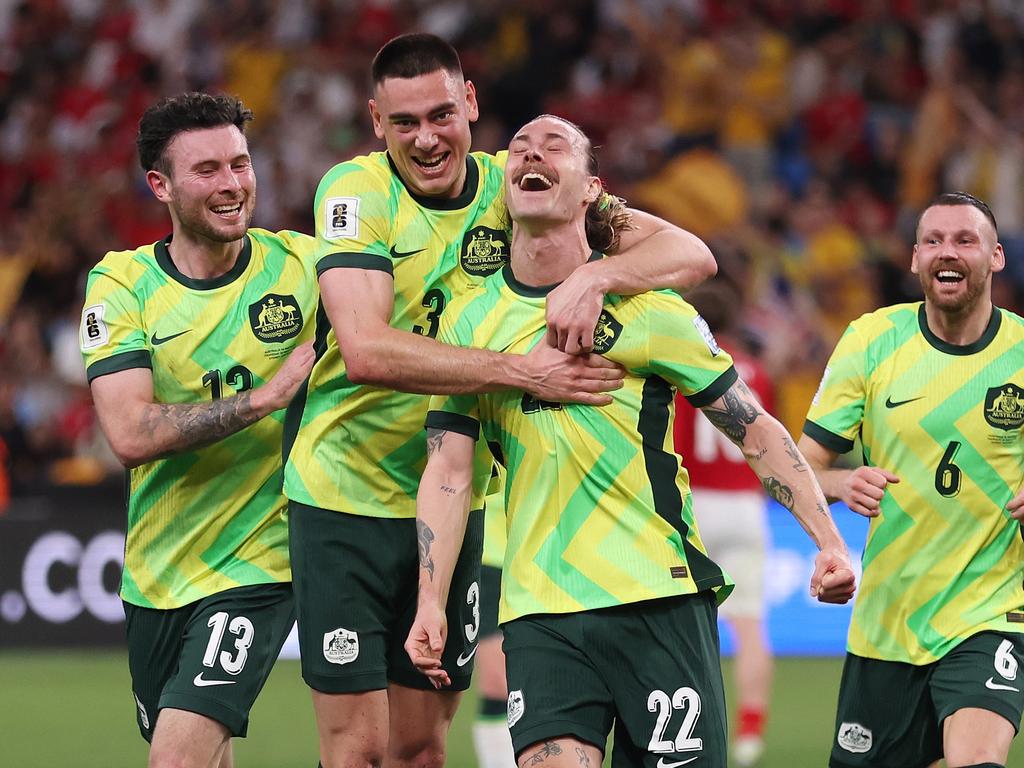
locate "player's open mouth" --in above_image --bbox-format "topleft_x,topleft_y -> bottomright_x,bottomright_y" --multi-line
211,203 -> 243,217
413,152 -> 449,171
512,164 -> 558,191
935,269 -> 964,284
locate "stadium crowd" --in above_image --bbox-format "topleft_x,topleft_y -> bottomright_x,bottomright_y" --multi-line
2,0 -> 1024,498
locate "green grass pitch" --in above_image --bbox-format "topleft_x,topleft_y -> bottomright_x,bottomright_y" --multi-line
3,651 -> 1022,766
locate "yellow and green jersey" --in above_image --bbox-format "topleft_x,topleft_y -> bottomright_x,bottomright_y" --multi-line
483,463 -> 508,569
427,256 -> 736,624
805,302 -> 1024,664
80,230 -> 318,609
283,150 -> 511,519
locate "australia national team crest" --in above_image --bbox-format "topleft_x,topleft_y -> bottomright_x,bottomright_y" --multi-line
985,383 -> 1024,430
592,310 -> 623,354
460,227 -> 509,276
323,627 -> 359,666
249,293 -> 303,343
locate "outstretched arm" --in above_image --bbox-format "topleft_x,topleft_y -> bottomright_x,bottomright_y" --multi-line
797,436 -> 900,518
700,379 -> 855,603
546,210 -> 717,353
90,342 -> 315,468
322,268 -> 622,403
405,427 -> 477,688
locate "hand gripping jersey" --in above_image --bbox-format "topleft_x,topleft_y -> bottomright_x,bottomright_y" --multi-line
427,257 -> 737,624
80,230 -> 318,608
674,344 -> 775,492
283,151 -> 510,519
805,302 -> 1024,664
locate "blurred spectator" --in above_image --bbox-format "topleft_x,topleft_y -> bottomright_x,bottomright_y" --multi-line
2,0 -> 1024,494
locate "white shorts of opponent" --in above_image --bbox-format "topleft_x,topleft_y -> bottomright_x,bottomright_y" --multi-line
691,487 -> 769,621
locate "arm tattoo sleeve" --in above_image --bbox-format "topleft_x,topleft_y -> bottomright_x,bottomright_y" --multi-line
145,392 -> 260,456
701,383 -> 759,445
782,434 -> 809,472
523,742 -> 564,766
762,476 -> 795,512
416,519 -> 436,581
426,428 -> 447,458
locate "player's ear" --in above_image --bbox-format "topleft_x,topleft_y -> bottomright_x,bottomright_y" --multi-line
584,176 -> 601,205
991,241 -> 1006,273
910,244 -> 920,274
368,98 -> 385,140
464,79 -> 479,123
146,169 -> 172,203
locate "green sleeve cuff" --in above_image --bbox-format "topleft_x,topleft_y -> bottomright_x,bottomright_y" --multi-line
685,366 -> 738,408
86,350 -> 152,383
425,410 -> 480,440
802,420 -> 855,454
316,252 -> 393,276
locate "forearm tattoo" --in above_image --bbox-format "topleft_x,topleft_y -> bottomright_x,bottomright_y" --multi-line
575,747 -> 592,767
147,392 -> 259,454
762,476 -> 795,511
702,383 -> 759,445
523,742 -> 563,766
426,428 -> 446,457
416,520 -> 436,581
783,435 -> 808,473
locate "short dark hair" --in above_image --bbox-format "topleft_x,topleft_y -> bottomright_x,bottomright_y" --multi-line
371,33 -> 463,87
137,92 -> 253,175
919,191 -> 999,238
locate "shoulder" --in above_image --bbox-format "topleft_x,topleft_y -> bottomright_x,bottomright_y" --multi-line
473,150 -> 508,175
315,152 -> 392,196
248,228 -> 316,257
998,307 -> 1024,335
610,288 -> 696,323
847,302 -> 920,338
87,242 -> 160,285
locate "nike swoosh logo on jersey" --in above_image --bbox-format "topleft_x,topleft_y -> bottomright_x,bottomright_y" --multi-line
655,757 -> 699,768
884,395 -> 924,409
151,330 -> 191,346
389,245 -> 425,259
193,673 -> 237,687
456,645 -> 478,667
985,677 -> 1020,692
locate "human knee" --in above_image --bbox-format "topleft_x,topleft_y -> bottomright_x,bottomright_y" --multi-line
389,737 -> 446,768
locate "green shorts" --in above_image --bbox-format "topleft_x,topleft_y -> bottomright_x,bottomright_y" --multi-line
480,564 -> 502,640
503,592 -> 727,767
830,630 -> 1024,767
288,501 -> 483,693
124,582 -> 295,741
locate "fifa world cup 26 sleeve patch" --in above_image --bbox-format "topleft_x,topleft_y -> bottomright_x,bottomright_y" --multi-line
80,304 -> 109,349
323,196 -> 360,239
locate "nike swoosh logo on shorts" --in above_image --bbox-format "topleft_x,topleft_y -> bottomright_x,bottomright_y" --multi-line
656,757 -> 699,768
456,645 -> 478,667
985,677 -> 1020,692
193,673 -> 237,687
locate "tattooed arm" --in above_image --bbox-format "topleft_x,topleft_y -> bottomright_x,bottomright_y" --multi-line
699,378 -> 856,603
89,342 -> 314,468
406,426 -> 476,687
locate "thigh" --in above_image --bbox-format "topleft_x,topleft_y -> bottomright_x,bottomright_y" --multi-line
692,490 -> 766,621
596,593 -> 728,768
829,653 -> 940,768
390,507 -> 483,692
930,631 -> 1024,761
130,583 -> 295,740
503,613 -> 614,759
289,501 -> 414,693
